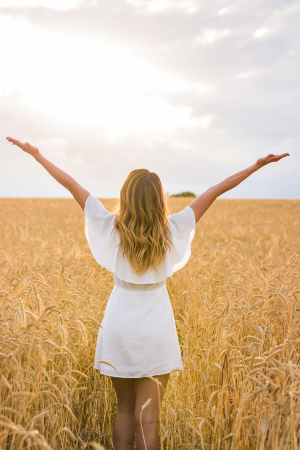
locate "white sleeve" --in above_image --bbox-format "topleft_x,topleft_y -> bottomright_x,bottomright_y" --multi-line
84,195 -> 113,231
84,195 -> 118,270
168,206 -> 196,273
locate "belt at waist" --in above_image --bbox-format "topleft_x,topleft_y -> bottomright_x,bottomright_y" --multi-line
113,274 -> 166,292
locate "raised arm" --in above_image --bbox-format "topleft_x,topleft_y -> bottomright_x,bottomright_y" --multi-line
6,137 -> 90,211
189,153 -> 290,223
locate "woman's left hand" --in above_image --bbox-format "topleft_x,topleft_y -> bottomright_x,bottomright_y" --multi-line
256,153 -> 290,168
6,137 -> 40,158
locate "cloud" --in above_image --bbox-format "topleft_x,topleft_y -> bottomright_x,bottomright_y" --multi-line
1,1 -> 299,87
0,90 -> 297,199
0,0 -> 299,198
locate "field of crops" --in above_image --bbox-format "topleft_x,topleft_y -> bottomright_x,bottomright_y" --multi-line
0,197 -> 300,449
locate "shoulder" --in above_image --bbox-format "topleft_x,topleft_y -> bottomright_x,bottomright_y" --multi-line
84,195 -> 115,220
168,206 -> 196,236
84,195 -> 117,237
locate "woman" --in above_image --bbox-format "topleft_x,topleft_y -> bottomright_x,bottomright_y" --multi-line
6,137 -> 288,450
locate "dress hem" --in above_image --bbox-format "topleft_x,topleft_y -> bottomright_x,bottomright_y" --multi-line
94,365 -> 183,378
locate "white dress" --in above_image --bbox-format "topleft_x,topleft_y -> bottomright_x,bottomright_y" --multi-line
84,195 -> 196,378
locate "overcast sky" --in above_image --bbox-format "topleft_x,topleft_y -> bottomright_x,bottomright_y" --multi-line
0,0 -> 299,198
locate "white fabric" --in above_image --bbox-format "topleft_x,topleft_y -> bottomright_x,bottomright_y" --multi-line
84,194 -> 195,284
94,275 -> 183,377
113,275 -> 166,292
84,194 -> 196,378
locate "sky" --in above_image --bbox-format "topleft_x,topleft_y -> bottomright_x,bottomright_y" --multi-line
0,0 -> 299,198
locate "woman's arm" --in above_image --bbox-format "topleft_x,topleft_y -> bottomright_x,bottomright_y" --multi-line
189,153 -> 290,223
6,137 -> 90,211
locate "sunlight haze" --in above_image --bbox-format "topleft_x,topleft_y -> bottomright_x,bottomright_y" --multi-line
0,0 -> 299,198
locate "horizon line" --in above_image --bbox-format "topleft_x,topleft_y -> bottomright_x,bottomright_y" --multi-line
0,197 -> 299,201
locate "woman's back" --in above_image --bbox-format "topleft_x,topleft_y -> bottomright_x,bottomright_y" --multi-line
84,193 -> 196,284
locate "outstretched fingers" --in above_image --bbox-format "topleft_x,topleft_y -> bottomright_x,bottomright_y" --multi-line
269,153 -> 290,162
6,137 -> 28,150
6,137 -> 40,157
6,137 -> 21,146
262,153 -> 290,165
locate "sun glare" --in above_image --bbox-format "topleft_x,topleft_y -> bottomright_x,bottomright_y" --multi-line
0,14 -> 209,138
0,0 -> 80,9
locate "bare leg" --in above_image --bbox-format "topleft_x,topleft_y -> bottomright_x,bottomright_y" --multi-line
134,373 -> 169,450
110,377 -> 136,450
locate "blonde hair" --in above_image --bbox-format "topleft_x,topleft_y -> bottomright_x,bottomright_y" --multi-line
114,169 -> 172,275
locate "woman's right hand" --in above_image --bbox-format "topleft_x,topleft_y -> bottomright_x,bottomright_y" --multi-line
256,153 -> 289,168
6,137 -> 40,159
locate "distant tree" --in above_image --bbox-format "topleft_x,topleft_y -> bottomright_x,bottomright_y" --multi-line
170,191 -> 196,198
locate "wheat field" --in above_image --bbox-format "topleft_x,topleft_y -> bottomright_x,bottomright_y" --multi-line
0,197 -> 300,450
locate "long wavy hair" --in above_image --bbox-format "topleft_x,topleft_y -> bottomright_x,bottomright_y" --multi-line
114,169 -> 172,275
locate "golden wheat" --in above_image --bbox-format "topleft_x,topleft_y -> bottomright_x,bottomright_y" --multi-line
0,197 -> 300,449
